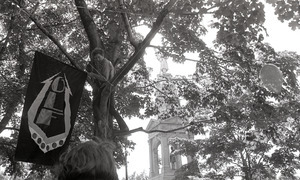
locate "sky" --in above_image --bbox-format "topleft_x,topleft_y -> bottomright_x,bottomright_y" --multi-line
117,3 -> 300,180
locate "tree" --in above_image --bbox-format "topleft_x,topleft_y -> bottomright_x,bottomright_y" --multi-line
171,49 -> 300,180
123,171 -> 149,180
0,0 -> 299,178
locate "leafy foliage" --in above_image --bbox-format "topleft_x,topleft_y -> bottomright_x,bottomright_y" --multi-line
172,50 -> 300,179
266,0 -> 300,30
122,171 -> 149,180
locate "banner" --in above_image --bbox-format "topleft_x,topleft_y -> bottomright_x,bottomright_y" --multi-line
15,51 -> 87,165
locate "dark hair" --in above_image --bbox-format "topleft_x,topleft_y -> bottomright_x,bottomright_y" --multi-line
91,48 -> 104,59
55,138 -> 118,180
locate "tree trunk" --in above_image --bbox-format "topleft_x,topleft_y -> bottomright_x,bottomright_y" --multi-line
75,0 -> 177,139
92,84 -> 112,139
0,97 -> 21,134
75,0 -> 112,139
239,150 -> 252,180
0,15 -> 25,134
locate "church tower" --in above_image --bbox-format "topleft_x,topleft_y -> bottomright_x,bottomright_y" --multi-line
146,58 -> 193,180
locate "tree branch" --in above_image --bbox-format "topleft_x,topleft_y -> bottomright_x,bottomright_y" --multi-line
110,105 -> 129,132
111,0 -> 178,86
0,70 -> 15,88
115,122 -> 191,136
0,141 -> 16,149
0,98 -> 21,134
26,18 -> 79,31
115,119 -> 212,136
118,0 -> 138,48
256,151 -> 266,165
0,16 -> 15,56
147,45 -> 202,62
0,126 -> 20,132
10,0 -> 80,69
75,0 -> 104,52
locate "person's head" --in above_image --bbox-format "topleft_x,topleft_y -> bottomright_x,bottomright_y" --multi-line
171,146 -> 174,151
91,48 -> 104,61
55,138 -> 118,180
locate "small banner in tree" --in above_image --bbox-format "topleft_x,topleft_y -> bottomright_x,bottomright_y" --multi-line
15,51 -> 87,165
259,64 -> 283,94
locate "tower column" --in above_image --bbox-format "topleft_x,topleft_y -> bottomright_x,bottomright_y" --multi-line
175,143 -> 182,169
187,155 -> 193,163
174,154 -> 181,169
153,147 -> 159,175
148,139 -> 154,177
160,134 -> 171,173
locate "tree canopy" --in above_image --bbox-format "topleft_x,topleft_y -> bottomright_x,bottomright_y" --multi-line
0,0 -> 300,179
122,171 -> 149,180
